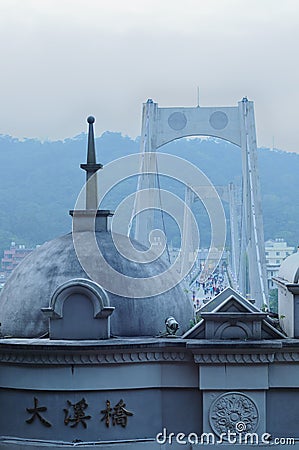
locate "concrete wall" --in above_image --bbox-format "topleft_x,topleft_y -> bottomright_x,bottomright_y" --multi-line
2,338 -> 299,448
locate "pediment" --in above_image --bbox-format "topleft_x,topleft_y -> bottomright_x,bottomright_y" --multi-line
200,287 -> 260,313
183,287 -> 285,340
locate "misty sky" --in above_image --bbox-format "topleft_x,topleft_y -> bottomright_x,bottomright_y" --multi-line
0,0 -> 298,152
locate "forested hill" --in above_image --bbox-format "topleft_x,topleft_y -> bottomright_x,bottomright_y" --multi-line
0,132 -> 298,256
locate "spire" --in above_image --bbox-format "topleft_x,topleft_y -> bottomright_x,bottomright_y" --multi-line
69,116 -> 114,232
80,116 -> 103,210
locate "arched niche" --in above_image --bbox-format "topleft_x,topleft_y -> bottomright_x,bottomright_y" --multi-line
42,278 -> 114,340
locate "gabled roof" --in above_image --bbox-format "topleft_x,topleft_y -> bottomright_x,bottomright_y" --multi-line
183,287 -> 285,340
199,287 -> 261,313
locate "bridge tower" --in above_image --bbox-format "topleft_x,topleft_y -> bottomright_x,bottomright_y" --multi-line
133,98 -> 268,308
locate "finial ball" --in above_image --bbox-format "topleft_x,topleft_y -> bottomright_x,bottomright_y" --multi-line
87,116 -> 95,124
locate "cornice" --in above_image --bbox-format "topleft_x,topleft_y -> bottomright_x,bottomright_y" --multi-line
2,338 -> 299,366
274,352 -> 299,362
0,349 -> 192,365
194,352 -> 275,364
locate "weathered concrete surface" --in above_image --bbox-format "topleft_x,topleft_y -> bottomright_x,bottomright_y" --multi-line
0,232 -> 193,338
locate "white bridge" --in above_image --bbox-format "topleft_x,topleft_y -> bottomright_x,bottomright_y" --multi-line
131,98 -> 268,308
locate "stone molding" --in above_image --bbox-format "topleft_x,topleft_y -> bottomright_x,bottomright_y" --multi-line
0,349 -> 192,365
275,352 -> 299,362
195,351 -> 299,364
194,352 -> 275,364
194,352 -> 299,364
2,338 -> 299,366
3,349 -> 299,365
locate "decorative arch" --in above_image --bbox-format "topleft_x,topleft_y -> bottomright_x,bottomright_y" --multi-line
48,278 -> 111,319
214,321 -> 251,340
42,278 -> 114,340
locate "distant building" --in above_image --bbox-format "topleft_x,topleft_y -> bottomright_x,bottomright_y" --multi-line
265,238 -> 295,290
0,242 -> 36,284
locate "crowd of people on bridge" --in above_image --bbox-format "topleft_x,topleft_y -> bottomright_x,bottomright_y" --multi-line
192,266 -> 227,309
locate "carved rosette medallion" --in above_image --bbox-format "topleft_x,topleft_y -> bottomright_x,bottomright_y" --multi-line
209,392 -> 259,437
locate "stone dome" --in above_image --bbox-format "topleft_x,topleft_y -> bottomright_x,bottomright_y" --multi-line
278,248 -> 299,284
0,230 -> 194,338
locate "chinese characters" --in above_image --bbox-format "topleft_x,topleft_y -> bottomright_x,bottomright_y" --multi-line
64,398 -> 91,428
101,399 -> 133,428
25,397 -> 134,429
26,397 -> 52,428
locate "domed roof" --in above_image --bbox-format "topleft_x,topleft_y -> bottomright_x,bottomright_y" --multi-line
278,249 -> 299,284
0,116 -> 194,339
0,230 -> 194,338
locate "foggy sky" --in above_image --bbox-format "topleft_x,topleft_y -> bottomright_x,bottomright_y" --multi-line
0,0 -> 298,153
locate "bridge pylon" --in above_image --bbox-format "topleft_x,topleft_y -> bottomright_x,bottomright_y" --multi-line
133,98 -> 268,308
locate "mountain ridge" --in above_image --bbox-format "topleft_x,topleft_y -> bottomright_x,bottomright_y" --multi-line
0,132 -> 298,256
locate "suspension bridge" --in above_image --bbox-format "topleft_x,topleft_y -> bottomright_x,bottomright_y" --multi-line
130,98 -> 268,308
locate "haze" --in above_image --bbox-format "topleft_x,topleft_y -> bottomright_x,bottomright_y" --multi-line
0,0 -> 298,152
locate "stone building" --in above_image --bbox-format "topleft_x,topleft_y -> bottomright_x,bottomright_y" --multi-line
0,118 -> 299,449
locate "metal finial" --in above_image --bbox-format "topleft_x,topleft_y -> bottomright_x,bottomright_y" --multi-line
87,116 -> 96,164
87,116 -> 95,124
